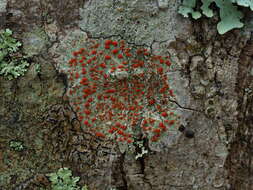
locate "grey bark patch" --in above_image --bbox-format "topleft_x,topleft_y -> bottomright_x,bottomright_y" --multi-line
0,0 -> 7,28
79,0 -> 191,45
22,28 -> 50,56
0,0 -> 7,13
157,0 -> 169,9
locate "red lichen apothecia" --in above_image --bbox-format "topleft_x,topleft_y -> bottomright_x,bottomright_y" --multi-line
66,39 -> 180,145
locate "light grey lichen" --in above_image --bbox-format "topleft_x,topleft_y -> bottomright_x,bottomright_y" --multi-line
79,0 -> 189,46
157,0 -> 169,9
0,0 -> 7,13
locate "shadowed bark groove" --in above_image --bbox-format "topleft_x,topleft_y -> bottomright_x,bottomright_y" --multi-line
225,36 -> 253,190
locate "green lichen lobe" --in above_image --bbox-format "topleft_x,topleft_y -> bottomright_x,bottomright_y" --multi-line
178,0 -> 253,34
9,140 -> 25,151
0,29 -> 29,80
46,168 -> 88,190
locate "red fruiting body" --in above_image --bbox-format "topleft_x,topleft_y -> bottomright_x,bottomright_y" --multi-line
112,41 -> 118,46
72,51 -> 79,56
159,59 -> 164,64
112,49 -> 119,54
149,99 -> 156,105
153,128 -> 161,133
95,132 -> 106,138
168,120 -> 175,125
105,89 -> 116,93
159,122 -> 166,131
84,103 -> 90,108
79,115 -> 84,121
84,120 -> 89,126
161,112 -> 168,117
99,63 -> 106,68
157,67 -> 163,74
84,109 -> 91,115
151,135 -> 159,142
118,54 -> 123,59
105,40 -> 112,46
91,50 -> 97,55
105,55 -> 111,60
169,89 -> 174,97
69,58 -> 77,64
165,60 -> 171,66
108,128 -> 114,133
82,68 -> 87,74
126,53 -> 132,57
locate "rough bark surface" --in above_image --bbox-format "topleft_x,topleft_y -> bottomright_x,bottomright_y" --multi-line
0,0 -> 253,189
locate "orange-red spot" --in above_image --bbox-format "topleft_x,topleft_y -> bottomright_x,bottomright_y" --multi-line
117,130 -> 124,136
157,67 -> 163,74
87,97 -> 93,102
75,72 -> 80,79
105,55 -> 111,60
95,132 -> 106,138
112,49 -> 119,54
69,58 -> 77,64
82,68 -> 87,75
169,89 -> 174,97
72,51 -> 79,56
91,50 -> 97,55
80,77 -> 88,85
132,63 -> 140,68
151,135 -> 159,142
105,89 -> 116,93
161,112 -> 168,117
84,120 -> 90,126
125,53 -> 132,57
118,65 -> 125,69
168,120 -> 175,125
153,128 -> 161,133
78,115 -> 84,121
84,102 -> 90,108
159,59 -> 164,64
148,99 -> 156,105
79,48 -> 85,52
105,40 -> 112,46
159,122 -> 167,131
84,109 -> 91,115
100,62 -> 106,68
165,60 -> 171,66
118,54 -> 123,59
112,41 -> 118,46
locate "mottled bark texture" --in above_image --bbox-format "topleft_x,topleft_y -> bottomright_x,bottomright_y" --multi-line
1,0 -> 253,189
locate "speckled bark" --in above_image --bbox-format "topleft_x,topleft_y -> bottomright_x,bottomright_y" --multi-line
225,30 -> 253,190
1,0 -> 253,190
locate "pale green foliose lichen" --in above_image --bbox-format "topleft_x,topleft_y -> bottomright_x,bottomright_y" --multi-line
0,29 -> 29,80
9,140 -> 25,151
46,167 -> 88,190
178,0 -> 253,34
